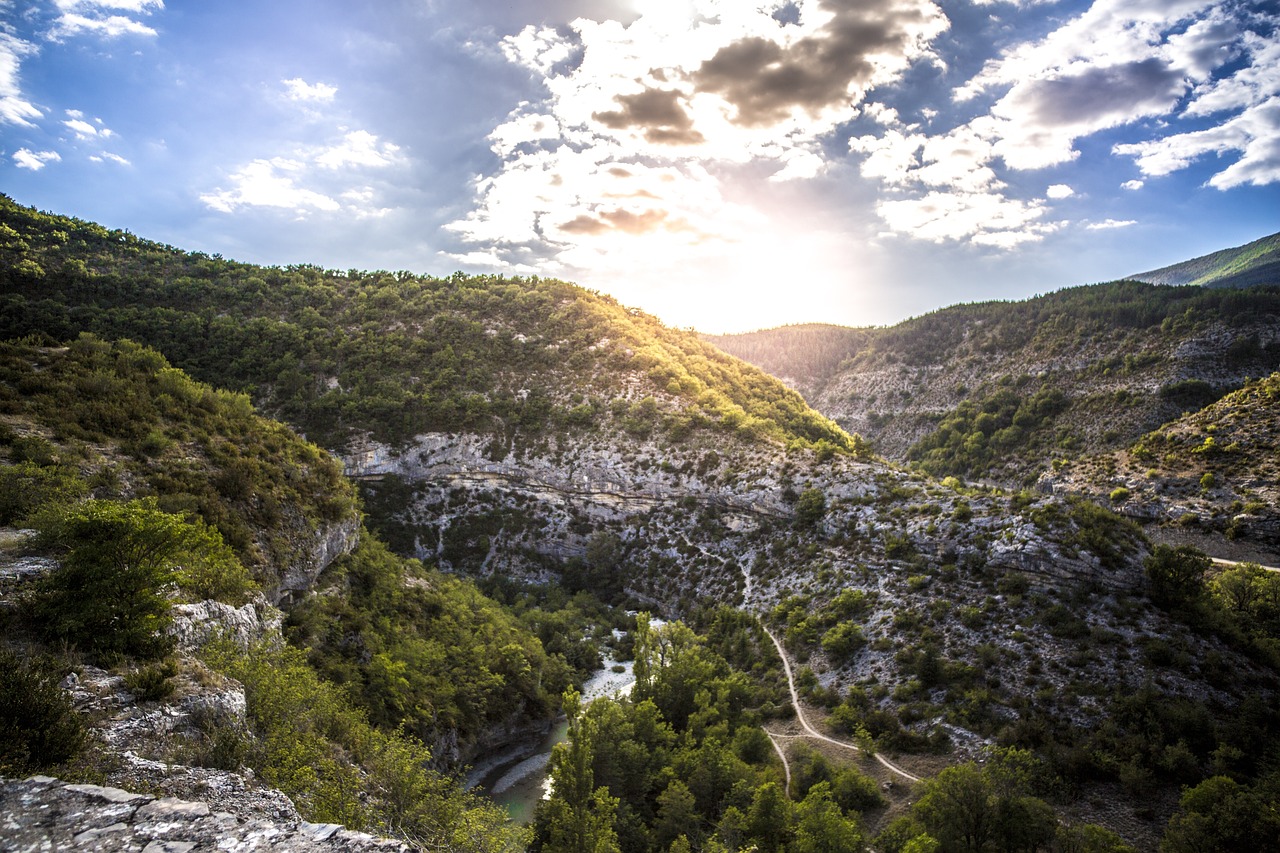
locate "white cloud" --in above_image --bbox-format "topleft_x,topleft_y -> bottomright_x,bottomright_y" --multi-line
1121,179 -> 1144,190
89,152 -> 130,165
283,78 -> 337,103
0,33 -> 42,127
848,0 -> 1279,246
314,130 -> 401,169
202,128 -> 403,217
200,158 -> 341,214
876,190 -> 1056,247
1115,98 -> 1280,189
13,148 -> 61,170
63,112 -> 115,140
1087,218 -> 1136,229
49,0 -> 164,40
453,0 -> 952,276
54,0 -> 164,11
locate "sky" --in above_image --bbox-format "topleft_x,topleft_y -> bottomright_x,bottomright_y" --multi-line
1,0 -> 1278,333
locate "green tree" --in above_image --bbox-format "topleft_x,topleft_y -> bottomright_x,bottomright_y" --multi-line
744,781 -> 792,853
0,649 -> 86,773
792,782 -> 863,853
914,764 -> 994,853
654,779 -> 699,851
1144,545 -> 1211,610
1160,776 -> 1280,853
543,690 -> 621,853
795,488 -> 827,528
31,498 -> 250,659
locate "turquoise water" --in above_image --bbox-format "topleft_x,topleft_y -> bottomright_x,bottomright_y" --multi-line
476,657 -> 638,824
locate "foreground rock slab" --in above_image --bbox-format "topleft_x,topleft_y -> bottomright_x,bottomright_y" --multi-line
0,777 -> 415,852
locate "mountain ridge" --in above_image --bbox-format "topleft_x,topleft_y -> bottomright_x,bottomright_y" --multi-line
1129,230 -> 1280,289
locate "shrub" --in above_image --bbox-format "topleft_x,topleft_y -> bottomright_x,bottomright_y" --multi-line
30,498 -> 253,660
1109,487 -> 1130,504
0,649 -> 86,773
124,659 -> 178,702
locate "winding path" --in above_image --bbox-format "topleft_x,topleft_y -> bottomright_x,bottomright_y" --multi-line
763,626 -> 922,784
1211,557 -> 1280,574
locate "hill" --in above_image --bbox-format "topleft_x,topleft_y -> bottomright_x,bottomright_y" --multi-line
713,282 -> 1280,492
1129,230 -> 1280,289
1042,372 -> 1280,554
0,337 -> 542,849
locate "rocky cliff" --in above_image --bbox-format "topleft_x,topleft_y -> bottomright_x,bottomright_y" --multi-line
0,776 -> 414,852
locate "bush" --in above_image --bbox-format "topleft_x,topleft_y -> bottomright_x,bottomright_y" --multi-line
0,649 -> 86,773
124,659 -> 178,702
30,498 -> 253,660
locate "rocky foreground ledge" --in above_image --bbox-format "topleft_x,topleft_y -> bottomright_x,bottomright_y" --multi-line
0,776 -> 415,852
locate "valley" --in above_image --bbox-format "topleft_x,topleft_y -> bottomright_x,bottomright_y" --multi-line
1,197 -> 1278,851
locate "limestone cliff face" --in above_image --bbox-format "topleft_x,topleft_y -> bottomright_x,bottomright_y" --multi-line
272,514 -> 362,605
345,428 -> 1144,609
0,777 -> 414,852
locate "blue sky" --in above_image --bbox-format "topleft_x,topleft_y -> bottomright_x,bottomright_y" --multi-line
2,0 -> 1277,332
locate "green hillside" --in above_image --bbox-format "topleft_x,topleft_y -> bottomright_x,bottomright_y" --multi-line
0,195 -> 858,458
1130,231 -> 1280,289
712,281 -> 1280,486
0,337 -> 549,849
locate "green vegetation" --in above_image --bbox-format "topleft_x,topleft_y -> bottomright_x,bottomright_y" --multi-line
0,335 -> 358,591
0,338 -> 558,849
878,749 -> 1132,853
1130,229 -> 1280,289
286,536 -> 571,746
0,195 -> 861,457
536,612 -> 870,853
205,638 -> 528,851
0,649 -> 86,774
31,497 -> 253,660
908,386 -> 1068,479
845,281 -> 1280,370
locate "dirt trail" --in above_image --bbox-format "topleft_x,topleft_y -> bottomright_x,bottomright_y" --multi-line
763,626 -> 922,783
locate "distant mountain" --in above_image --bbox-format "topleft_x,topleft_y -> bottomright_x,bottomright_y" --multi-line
1130,230 -> 1280,289
714,282 -> 1280,488
701,323 -> 871,400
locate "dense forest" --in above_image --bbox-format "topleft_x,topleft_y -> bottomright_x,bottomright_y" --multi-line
0,195 -> 858,458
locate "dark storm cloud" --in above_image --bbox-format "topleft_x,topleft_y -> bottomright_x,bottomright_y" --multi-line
692,0 -> 937,126
1003,58 -> 1187,128
593,88 -> 705,145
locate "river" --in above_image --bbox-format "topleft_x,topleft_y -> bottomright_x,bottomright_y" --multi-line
470,654 -> 640,824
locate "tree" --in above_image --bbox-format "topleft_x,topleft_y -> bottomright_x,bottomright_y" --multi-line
795,488 -> 827,528
1144,544 -> 1210,610
1160,776 -> 1280,853
792,782 -> 863,853
654,779 -> 699,851
543,690 -> 621,853
31,498 -> 248,659
914,764 -> 994,853
744,781 -> 792,853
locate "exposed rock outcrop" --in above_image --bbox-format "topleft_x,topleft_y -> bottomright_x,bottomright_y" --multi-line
0,776 -> 414,852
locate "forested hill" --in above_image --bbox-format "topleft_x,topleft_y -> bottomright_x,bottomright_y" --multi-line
1130,230 -> 1280,289
0,195 -> 856,458
712,281 -> 1280,486
700,323 -> 871,400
